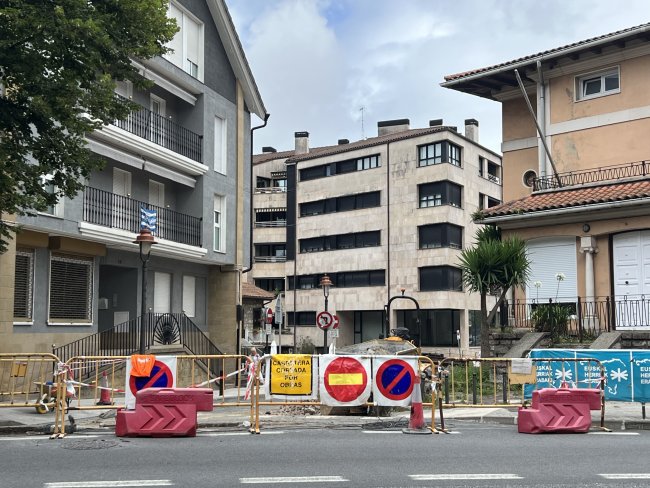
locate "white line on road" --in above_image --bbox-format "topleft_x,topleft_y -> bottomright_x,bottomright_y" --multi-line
1,435 -> 100,441
198,431 -> 284,436
410,474 -> 523,481
589,432 -> 640,435
45,481 -> 173,487
362,430 -> 402,434
600,474 -> 650,479
240,476 -> 348,484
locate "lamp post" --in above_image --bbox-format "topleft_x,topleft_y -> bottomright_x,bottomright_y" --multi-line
133,228 -> 157,354
319,274 -> 332,354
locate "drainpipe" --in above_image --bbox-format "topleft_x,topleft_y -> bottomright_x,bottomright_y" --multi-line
243,113 -> 270,275
385,141 -> 391,338
536,61 -> 548,178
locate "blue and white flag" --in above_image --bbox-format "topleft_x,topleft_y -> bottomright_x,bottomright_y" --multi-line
140,207 -> 157,231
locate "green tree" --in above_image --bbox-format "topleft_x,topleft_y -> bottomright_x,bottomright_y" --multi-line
458,226 -> 531,358
0,0 -> 178,252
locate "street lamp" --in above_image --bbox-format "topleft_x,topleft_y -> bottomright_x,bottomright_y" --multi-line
320,274 -> 332,353
133,228 -> 157,354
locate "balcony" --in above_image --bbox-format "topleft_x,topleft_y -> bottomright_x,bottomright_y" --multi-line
532,160 -> 650,191
506,295 -> 650,339
112,97 -> 203,163
254,255 -> 287,263
83,187 -> 202,247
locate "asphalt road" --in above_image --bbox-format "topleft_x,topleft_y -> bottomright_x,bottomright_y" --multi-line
1,423 -> 650,488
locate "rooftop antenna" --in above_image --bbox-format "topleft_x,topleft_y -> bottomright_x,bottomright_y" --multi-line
359,106 -> 365,139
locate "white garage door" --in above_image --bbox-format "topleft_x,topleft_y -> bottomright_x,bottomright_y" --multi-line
613,231 -> 650,328
526,237 -> 578,302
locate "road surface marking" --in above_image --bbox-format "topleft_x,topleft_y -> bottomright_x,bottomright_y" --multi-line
240,476 -> 348,484
600,474 -> 650,479
45,481 -> 173,487
362,430 -> 402,434
0,435 -> 100,441
589,432 -> 639,435
198,431 -> 284,437
410,474 -> 523,481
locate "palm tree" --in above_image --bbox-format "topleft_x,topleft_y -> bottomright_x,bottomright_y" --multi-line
458,226 -> 531,358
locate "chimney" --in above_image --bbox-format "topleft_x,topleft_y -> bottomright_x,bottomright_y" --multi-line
262,146 -> 277,153
464,119 -> 479,142
429,119 -> 443,127
377,118 -> 410,137
338,139 -> 349,145
294,131 -> 309,155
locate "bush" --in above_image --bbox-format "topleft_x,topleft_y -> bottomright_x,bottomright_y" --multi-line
532,303 -> 571,339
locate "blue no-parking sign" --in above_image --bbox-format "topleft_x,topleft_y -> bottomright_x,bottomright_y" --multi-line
372,357 -> 417,407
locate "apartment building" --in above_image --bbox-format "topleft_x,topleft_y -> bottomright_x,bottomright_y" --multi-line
442,23 -> 650,333
0,0 -> 266,354
250,119 -> 502,356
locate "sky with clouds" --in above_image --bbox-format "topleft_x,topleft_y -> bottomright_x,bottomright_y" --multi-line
227,0 -> 648,155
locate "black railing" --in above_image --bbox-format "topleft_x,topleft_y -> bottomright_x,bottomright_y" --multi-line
533,160 -> 650,191
83,186 -> 202,247
114,96 -> 203,163
53,313 -> 224,379
506,295 -> 650,340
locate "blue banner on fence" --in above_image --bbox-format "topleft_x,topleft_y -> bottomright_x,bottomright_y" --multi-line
140,207 -> 157,231
527,349 -> 650,403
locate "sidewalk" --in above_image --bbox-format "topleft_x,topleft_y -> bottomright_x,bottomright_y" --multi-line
1,397 -> 649,435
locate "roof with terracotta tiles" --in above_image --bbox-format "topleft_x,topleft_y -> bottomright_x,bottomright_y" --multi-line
242,282 -> 275,300
442,23 -> 650,99
481,180 -> 650,220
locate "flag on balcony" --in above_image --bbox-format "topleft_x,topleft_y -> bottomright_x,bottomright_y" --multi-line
140,207 -> 157,231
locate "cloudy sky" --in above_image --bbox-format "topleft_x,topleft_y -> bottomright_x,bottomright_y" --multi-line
227,0 -> 648,155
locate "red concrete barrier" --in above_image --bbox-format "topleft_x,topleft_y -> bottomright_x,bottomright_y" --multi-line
518,388 -> 602,434
116,387 -> 213,437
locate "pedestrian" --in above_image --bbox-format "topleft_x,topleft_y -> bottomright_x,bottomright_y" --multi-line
244,347 -> 262,401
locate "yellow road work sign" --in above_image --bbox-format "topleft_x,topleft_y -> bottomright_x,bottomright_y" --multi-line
270,354 -> 313,395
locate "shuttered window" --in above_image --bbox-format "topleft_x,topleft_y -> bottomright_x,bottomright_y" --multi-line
49,254 -> 93,322
14,249 -> 34,321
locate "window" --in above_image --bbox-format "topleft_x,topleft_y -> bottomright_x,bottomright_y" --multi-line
357,155 -> 379,171
49,254 -> 93,323
300,165 -> 328,181
287,311 -> 317,326
166,1 -> 204,80
14,249 -> 34,322
419,224 -> 462,250
299,155 -> 380,181
288,270 -> 385,290
576,67 -> 620,101
41,175 -> 63,217
419,266 -> 462,292
255,244 -> 286,262
256,176 -> 270,189
300,231 -> 380,253
419,181 -> 461,208
397,309 -> 460,347
214,195 -> 225,252
214,116 -> 227,174
418,141 -> 461,167
299,191 -> 380,217
182,275 -> 196,317
254,278 -> 285,293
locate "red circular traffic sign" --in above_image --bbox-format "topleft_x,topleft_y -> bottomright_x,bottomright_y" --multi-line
129,360 -> 174,395
317,311 -> 333,330
375,359 -> 415,401
323,356 -> 368,403
332,315 -> 340,329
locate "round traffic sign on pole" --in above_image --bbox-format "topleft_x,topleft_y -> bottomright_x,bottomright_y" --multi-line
266,308 -> 273,324
332,315 -> 340,329
375,358 -> 415,402
129,360 -> 174,396
317,310 -> 334,330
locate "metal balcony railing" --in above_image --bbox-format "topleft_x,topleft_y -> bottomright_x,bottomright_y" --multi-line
114,96 -> 203,163
254,220 -> 287,228
254,256 -> 287,263
83,186 -> 202,247
532,160 -> 650,191
505,295 -> 650,340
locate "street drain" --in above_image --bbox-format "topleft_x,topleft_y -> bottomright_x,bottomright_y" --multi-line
60,438 -> 119,450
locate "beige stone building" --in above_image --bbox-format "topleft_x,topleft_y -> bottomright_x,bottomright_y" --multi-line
442,23 -> 650,334
0,0 -> 266,355
250,119 -> 502,356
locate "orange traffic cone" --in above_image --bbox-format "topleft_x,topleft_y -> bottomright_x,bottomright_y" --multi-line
402,375 -> 431,435
96,371 -> 112,406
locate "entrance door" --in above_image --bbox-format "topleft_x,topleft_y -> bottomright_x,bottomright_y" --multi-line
112,168 -> 132,230
154,272 -> 172,314
150,95 -> 166,147
613,231 -> 650,328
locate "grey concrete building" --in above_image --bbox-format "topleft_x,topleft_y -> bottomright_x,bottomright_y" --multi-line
0,0 -> 267,355
249,119 -> 502,357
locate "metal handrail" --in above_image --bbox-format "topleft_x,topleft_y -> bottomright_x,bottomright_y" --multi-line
114,95 -> 203,162
83,186 -> 202,247
533,160 -> 649,191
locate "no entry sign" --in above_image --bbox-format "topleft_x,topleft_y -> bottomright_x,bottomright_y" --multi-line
320,356 -> 371,406
374,358 -> 416,406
